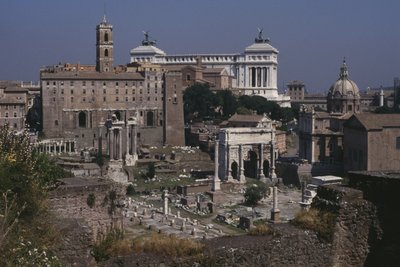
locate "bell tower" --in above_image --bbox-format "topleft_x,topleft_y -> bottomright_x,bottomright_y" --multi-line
96,15 -> 113,72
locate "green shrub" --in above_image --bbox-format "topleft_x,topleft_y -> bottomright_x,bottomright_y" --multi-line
126,184 -> 135,196
249,224 -> 272,236
91,228 -> 125,262
147,163 -> 155,179
87,193 -> 96,208
244,184 -> 267,206
291,209 -> 337,241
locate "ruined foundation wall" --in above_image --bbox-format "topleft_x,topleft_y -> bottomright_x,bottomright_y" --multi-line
48,180 -> 124,266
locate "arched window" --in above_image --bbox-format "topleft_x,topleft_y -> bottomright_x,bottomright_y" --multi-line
104,32 -> 109,42
231,161 -> 238,179
104,49 -> 109,57
78,111 -> 86,128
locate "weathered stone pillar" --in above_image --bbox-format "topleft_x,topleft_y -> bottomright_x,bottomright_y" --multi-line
118,128 -> 123,160
132,123 -> 137,158
163,190 -> 169,215
212,140 -> 221,191
270,141 -> 277,179
226,144 -> 233,182
125,124 -> 130,157
270,186 -> 280,223
239,144 -> 246,183
110,129 -> 114,160
259,143 -> 267,182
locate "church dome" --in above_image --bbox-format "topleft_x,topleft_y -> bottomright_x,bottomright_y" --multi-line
328,60 -> 360,97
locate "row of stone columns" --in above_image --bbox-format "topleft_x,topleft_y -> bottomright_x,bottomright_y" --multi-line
249,67 -> 268,88
109,127 -> 123,160
36,140 -> 76,154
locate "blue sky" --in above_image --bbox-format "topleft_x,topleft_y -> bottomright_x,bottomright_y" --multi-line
1,0 -> 399,92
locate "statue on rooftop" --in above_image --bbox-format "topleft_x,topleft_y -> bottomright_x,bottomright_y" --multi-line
142,30 -> 156,46
255,27 -> 270,43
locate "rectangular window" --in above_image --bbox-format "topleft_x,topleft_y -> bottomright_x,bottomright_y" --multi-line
396,137 -> 400,149
83,89 -> 86,94
70,81 -> 74,86
71,89 -> 74,95
82,81 -> 86,86
91,81 -> 95,86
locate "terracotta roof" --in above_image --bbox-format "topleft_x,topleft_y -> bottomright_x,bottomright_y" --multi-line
228,113 -> 264,123
349,113 -> 400,130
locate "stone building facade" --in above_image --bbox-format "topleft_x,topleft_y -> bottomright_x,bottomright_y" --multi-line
129,30 -> 290,107
343,113 -> 400,172
40,17 -> 185,151
299,59 -> 360,164
0,81 -> 40,131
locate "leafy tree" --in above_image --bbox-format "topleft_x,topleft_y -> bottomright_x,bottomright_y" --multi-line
0,124 -> 69,265
183,83 -> 217,122
215,90 -> 238,119
236,106 -> 253,115
244,184 -> 268,206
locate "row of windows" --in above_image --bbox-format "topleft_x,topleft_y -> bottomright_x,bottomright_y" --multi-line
1,105 -> 19,110
54,88 -> 161,95
63,96 -> 163,103
46,81 -> 144,87
0,112 -> 20,118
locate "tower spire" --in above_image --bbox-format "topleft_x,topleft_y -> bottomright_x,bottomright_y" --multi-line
340,57 -> 348,78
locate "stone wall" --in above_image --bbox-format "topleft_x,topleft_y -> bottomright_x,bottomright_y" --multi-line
348,171 -> 400,266
48,178 -> 125,266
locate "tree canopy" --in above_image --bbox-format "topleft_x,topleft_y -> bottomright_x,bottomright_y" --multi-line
183,83 -> 296,123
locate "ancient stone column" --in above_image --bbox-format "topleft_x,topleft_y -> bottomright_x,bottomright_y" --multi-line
259,143 -> 267,182
212,140 -> 221,191
226,144 -> 233,182
239,144 -> 246,183
132,123 -> 137,158
163,190 -> 169,215
109,129 -> 114,160
270,141 -> 277,179
126,124 -> 130,157
118,128 -> 123,160
270,186 -> 280,223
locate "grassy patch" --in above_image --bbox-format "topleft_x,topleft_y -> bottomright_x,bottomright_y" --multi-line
249,223 -> 272,236
132,234 -> 204,258
291,209 -> 337,241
